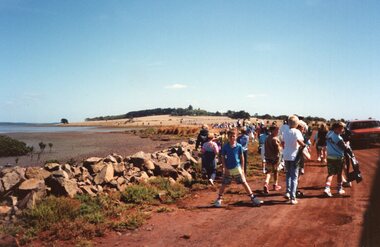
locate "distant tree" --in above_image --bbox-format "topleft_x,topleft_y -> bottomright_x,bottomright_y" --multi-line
215,111 -> 222,116
187,105 -> 193,111
48,143 -> 53,152
61,118 -> 69,124
38,142 -> 46,153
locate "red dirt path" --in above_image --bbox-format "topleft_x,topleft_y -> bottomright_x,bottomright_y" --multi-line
95,145 -> 380,247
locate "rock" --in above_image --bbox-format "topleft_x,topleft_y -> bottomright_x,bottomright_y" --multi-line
144,159 -> 155,170
18,179 -> 45,191
84,157 -> 103,164
154,162 -> 178,179
45,177 -> 79,198
61,164 -> 74,178
116,177 -> 126,185
51,170 -> 69,179
94,164 -> 114,185
104,155 -> 118,163
183,151 -> 198,164
134,171 -> 149,183
80,185 -> 97,197
0,234 -> 20,247
1,171 -> 23,191
44,163 -> 61,172
113,163 -> 126,175
177,168 -> 193,182
25,167 -> 51,180
17,189 -> 46,209
111,153 -> 123,163
0,206 -> 11,215
130,151 -> 151,168
10,196 -> 18,207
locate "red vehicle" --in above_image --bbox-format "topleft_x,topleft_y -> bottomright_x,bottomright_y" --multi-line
346,120 -> 380,147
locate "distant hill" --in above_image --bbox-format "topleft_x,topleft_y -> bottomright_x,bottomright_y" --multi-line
85,106 -> 327,123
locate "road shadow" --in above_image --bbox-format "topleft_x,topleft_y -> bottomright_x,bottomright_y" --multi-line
361,149 -> 380,246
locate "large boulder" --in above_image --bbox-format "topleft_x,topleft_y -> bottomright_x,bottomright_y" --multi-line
45,177 -> 80,198
154,162 -> 178,179
1,170 -> 23,192
25,167 -> 51,180
80,185 -> 97,197
104,155 -> 118,163
85,161 -> 106,175
18,179 -> 45,191
130,151 -> 151,169
94,164 -> 114,185
113,163 -> 126,175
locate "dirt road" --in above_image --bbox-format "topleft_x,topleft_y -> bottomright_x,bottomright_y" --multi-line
96,145 -> 380,247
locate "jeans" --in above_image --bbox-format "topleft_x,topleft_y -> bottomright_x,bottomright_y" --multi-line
202,151 -> 217,180
285,160 -> 300,199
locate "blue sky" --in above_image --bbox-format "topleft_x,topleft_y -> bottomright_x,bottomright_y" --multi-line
0,0 -> 379,123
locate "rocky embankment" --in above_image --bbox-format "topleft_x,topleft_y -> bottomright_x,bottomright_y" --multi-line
0,139 -> 198,223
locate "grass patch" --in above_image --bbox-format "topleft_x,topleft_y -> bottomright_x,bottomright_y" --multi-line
149,177 -> 188,203
121,184 -> 158,204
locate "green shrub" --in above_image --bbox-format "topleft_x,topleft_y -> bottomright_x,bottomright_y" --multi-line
24,196 -> 81,231
121,184 -> 158,204
0,135 -> 32,157
111,210 -> 150,231
149,177 -> 188,203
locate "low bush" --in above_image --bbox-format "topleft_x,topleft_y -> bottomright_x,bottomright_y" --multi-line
121,184 -> 158,204
0,135 -> 32,157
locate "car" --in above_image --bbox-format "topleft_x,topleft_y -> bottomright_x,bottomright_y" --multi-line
346,119 -> 380,148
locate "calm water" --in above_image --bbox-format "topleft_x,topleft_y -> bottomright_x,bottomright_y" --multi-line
0,123 -> 128,133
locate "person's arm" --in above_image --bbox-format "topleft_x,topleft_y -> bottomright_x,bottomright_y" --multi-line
221,152 -> 229,175
240,150 -> 245,173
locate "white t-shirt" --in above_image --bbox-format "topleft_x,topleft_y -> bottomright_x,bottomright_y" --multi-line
279,124 -> 289,142
282,128 -> 304,161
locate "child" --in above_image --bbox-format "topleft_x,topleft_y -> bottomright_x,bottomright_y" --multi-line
313,123 -> 328,163
201,133 -> 219,186
263,125 -> 282,194
214,129 -> 262,207
282,115 -> 305,205
324,122 -> 348,197
237,127 -> 250,175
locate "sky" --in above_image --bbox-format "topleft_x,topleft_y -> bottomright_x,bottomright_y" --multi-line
0,0 -> 379,123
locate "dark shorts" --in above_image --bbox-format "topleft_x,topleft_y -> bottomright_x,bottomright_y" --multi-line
265,158 -> 279,173
327,157 -> 344,176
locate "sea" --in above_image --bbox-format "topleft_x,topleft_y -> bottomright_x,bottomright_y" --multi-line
0,122 -> 127,134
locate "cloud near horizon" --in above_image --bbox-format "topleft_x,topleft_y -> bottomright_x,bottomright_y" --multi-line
165,84 -> 188,89
247,93 -> 268,98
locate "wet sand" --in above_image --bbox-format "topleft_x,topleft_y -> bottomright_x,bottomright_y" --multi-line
0,131 -> 184,167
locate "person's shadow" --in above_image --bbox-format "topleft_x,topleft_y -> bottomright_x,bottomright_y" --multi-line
361,149 -> 380,246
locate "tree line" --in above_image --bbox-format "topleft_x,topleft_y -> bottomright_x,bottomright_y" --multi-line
85,106 -> 328,122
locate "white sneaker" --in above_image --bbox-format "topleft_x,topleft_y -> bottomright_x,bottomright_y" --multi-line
284,192 -> 291,200
208,179 -> 215,186
251,196 -> 263,207
291,199 -> 298,205
214,198 -> 222,207
324,187 -> 333,197
317,156 -> 321,162
338,189 -> 346,195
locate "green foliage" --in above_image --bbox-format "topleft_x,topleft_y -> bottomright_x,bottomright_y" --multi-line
0,135 -> 32,157
111,210 -> 149,231
61,118 -> 69,124
149,177 -> 188,203
121,184 -> 158,204
24,196 -> 81,231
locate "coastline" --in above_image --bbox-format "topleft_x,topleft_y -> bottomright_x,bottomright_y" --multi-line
0,130 -> 184,167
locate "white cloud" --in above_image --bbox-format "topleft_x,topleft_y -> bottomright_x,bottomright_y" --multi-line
247,93 -> 268,98
165,84 -> 188,89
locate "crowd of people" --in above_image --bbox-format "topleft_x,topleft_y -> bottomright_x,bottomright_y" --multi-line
195,115 -> 354,207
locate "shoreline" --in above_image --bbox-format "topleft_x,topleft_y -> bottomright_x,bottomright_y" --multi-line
0,130 -> 185,167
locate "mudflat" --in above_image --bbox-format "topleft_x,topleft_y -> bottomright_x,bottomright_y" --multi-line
0,130 -> 183,167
